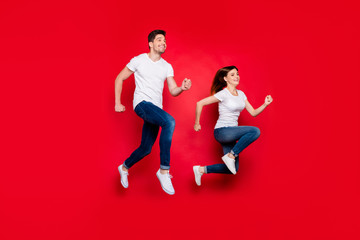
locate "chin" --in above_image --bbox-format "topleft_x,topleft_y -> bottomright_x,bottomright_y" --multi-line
157,49 -> 166,54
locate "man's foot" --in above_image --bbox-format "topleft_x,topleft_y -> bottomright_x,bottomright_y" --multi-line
156,169 -> 175,195
221,154 -> 236,175
118,164 -> 129,188
193,165 -> 203,186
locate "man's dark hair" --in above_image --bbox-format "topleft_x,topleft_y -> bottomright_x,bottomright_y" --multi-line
148,30 -> 166,43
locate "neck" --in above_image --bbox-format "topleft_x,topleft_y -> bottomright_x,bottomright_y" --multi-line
148,51 -> 162,62
226,85 -> 237,93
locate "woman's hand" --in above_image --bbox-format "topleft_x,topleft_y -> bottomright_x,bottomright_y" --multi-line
194,123 -> 201,131
264,95 -> 273,106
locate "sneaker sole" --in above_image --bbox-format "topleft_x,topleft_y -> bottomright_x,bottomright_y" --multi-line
193,166 -> 201,186
156,172 -> 175,195
118,166 -> 128,188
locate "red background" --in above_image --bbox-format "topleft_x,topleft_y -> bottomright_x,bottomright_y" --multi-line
1,0 -> 359,239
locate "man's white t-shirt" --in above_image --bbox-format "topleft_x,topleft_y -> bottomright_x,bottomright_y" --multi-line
213,88 -> 247,129
126,53 -> 174,109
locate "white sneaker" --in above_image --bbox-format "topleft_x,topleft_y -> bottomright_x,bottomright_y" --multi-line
193,166 -> 203,186
156,169 -> 175,195
118,164 -> 129,188
222,154 -> 236,175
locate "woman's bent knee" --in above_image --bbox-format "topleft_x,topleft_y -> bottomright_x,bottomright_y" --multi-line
252,127 -> 261,139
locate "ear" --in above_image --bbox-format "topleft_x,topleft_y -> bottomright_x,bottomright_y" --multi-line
149,42 -> 153,49
223,76 -> 227,82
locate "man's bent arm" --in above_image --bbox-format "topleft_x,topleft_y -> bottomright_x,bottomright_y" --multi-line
115,67 -> 134,111
167,76 -> 191,97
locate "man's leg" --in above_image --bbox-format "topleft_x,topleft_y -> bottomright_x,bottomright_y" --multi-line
158,113 -> 175,170
123,121 -> 159,169
133,101 -> 175,170
133,101 -> 176,194
118,121 -> 159,188
118,102 -> 160,189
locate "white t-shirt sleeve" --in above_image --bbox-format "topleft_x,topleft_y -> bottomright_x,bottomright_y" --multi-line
241,91 -> 247,101
214,89 -> 227,101
167,64 -> 174,77
126,56 -> 140,72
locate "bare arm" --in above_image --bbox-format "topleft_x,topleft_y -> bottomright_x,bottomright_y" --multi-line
166,76 -> 192,97
245,95 -> 273,117
194,96 -> 220,131
115,67 -> 134,112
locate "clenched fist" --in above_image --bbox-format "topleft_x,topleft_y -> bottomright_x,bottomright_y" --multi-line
181,78 -> 192,91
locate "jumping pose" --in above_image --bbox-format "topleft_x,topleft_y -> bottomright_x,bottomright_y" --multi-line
115,30 -> 191,195
193,66 -> 272,186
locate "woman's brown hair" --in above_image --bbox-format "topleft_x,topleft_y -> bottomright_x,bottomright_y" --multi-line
210,66 -> 238,95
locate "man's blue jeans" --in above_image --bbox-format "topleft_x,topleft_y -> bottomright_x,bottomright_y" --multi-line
123,101 -> 175,170
205,126 -> 260,174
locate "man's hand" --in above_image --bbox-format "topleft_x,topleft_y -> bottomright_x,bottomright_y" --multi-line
115,104 -> 126,112
181,78 -> 192,91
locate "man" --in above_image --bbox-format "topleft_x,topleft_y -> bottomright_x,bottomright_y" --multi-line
114,30 -> 191,195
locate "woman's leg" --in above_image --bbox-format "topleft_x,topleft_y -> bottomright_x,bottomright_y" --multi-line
204,143 -> 239,174
203,126 -> 260,174
215,126 -> 260,157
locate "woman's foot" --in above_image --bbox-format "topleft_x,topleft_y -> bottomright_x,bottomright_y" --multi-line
221,154 -> 236,174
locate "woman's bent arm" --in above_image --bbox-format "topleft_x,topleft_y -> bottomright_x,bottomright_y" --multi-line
194,96 -> 220,131
245,95 -> 273,117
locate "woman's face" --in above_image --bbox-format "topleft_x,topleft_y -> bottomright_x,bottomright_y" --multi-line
224,69 -> 240,86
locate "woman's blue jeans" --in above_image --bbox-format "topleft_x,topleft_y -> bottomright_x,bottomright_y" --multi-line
205,126 -> 260,174
123,101 -> 175,170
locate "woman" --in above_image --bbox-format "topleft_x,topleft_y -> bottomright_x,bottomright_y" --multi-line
193,66 -> 273,186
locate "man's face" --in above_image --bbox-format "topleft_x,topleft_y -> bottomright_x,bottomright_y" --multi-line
149,34 -> 166,54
